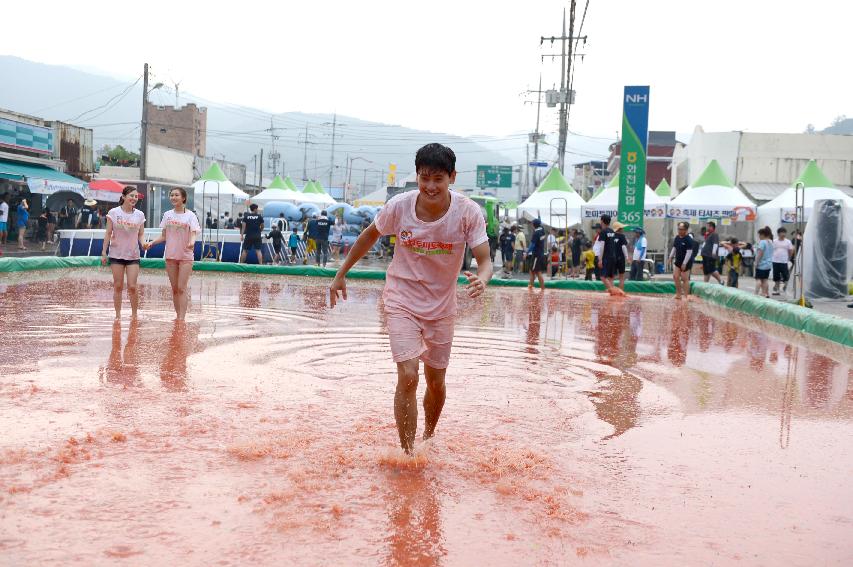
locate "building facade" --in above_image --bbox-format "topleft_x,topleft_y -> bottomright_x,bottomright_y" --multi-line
606,131 -> 682,191
572,160 -> 608,200
673,126 -> 853,202
146,102 -> 207,157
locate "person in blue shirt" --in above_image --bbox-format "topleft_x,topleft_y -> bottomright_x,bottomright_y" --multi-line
16,198 -> 29,250
287,227 -> 301,264
629,228 -> 648,281
753,226 -> 774,298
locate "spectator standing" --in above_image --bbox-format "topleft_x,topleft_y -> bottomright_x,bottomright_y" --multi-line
288,227 -> 301,264
527,218 -> 547,289
512,224 -> 526,273
498,226 -> 515,278
331,218 -> 344,259
570,229 -> 583,278
740,242 -> 754,277
771,227 -> 794,295
79,199 -> 97,229
37,208 -> 50,250
16,198 -> 29,250
582,243 -> 595,280
59,199 -> 77,230
0,194 -> 9,245
629,227 -> 647,281
239,204 -> 265,264
701,221 -> 722,284
754,227 -> 773,298
314,210 -> 332,267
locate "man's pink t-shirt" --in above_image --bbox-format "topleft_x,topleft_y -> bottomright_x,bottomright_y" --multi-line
106,207 -> 145,260
374,190 -> 487,320
160,210 -> 201,261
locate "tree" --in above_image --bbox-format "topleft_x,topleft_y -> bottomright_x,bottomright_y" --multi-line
101,145 -> 140,166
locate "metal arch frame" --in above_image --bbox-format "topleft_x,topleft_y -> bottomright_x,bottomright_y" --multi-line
793,181 -> 806,306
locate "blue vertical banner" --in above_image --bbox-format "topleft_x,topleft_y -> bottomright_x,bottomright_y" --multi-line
617,86 -> 650,229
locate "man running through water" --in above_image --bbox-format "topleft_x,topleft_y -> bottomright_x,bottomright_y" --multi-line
329,143 -> 492,455
593,214 -> 625,295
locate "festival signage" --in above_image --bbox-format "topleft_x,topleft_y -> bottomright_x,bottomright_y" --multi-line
666,206 -> 756,221
617,86 -> 650,229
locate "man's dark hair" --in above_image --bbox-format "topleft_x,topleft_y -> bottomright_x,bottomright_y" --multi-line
600,214 -> 611,225
777,227 -> 787,234
678,221 -> 690,230
415,143 -> 456,175
321,210 -> 327,216
707,221 -> 716,229
249,204 -> 258,211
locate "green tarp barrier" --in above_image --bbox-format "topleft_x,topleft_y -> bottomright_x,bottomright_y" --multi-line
0,256 -> 676,292
691,282 -> 853,348
3,257 -> 851,348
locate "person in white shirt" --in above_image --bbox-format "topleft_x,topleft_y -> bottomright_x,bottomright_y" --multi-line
629,228 -> 648,281
771,227 -> 794,295
0,195 -> 9,245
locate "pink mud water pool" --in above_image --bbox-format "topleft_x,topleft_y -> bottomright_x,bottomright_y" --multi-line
0,268 -> 851,566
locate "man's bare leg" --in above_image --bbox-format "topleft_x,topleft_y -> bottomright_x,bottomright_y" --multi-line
682,270 -> 692,297
423,364 -> 447,441
673,267 -> 683,298
394,358 -> 420,454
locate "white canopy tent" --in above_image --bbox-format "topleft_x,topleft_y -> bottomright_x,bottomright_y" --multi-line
756,160 -> 853,229
581,172 -> 667,220
517,168 -> 585,229
353,186 -> 388,207
299,181 -> 337,206
251,175 -> 303,205
667,160 -> 756,223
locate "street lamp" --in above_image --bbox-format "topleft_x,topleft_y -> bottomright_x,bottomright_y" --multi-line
346,156 -> 373,203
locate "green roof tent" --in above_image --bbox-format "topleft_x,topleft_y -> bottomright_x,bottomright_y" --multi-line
517,167 -> 585,227
655,179 -> 672,198
284,176 -> 298,191
199,162 -> 229,182
268,174 -> 288,190
756,159 -> 853,227
668,159 -> 755,220
252,174 -> 303,205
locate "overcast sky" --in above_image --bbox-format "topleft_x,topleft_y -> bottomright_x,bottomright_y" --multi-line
4,0 -> 850,143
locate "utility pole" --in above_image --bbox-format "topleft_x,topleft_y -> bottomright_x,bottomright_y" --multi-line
253,154 -> 258,187
301,124 -> 310,181
259,148 -> 264,187
266,116 -> 283,177
140,63 -> 149,181
328,112 -> 337,188
540,1 -> 584,174
524,145 -> 530,198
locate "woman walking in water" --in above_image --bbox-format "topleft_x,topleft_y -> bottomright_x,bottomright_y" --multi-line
101,186 -> 146,319
144,188 -> 200,321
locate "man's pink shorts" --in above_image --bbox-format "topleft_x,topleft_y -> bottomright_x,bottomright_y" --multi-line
386,311 -> 455,369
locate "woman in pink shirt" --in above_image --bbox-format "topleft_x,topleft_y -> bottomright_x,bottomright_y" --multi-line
330,143 -> 493,455
101,186 -> 146,319
144,188 -> 200,321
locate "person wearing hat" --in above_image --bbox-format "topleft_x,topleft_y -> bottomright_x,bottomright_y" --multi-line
629,227 -> 648,282
59,198 -> 78,230
593,215 -> 627,295
526,217 -> 547,289
79,199 -> 97,229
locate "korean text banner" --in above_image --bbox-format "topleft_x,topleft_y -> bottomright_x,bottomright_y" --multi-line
617,86 -> 650,229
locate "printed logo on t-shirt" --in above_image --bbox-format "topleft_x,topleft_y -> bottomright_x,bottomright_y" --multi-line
399,230 -> 453,256
164,219 -> 190,232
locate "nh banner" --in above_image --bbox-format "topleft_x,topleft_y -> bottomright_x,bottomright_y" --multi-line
617,86 -> 650,229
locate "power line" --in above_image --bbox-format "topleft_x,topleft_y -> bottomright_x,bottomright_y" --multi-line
65,76 -> 141,123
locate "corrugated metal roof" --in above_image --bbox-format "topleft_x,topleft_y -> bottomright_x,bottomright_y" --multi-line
740,182 -> 853,204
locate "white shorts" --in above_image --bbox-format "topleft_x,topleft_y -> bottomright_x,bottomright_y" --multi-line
386,310 -> 455,369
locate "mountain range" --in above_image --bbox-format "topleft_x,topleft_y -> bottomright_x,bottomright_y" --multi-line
0,56 -> 545,190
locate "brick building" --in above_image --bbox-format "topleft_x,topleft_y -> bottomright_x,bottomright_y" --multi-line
146,102 -> 207,157
606,131 -> 683,190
